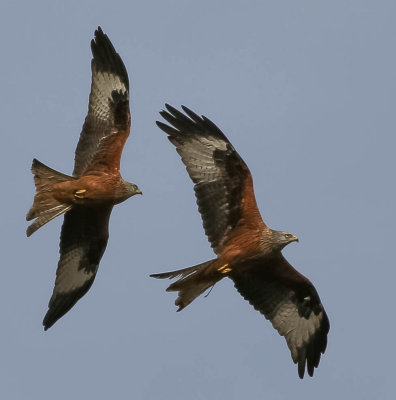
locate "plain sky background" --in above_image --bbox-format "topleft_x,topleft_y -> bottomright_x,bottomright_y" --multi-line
1,1 -> 395,399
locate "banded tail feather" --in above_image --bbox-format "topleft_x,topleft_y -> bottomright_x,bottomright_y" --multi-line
26,159 -> 72,236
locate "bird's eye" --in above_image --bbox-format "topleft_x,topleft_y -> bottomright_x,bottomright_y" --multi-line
285,234 -> 291,239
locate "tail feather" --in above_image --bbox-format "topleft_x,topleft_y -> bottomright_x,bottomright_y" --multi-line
151,259 -> 220,311
150,264 -> 202,280
26,159 -> 73,236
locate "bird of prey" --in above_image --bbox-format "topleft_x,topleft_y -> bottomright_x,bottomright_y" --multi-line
26,27 -> 141,330
151,104 -> 329,378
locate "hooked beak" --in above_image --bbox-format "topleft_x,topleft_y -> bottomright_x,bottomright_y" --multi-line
289,235 -> 299,243
136,189 -> 143,195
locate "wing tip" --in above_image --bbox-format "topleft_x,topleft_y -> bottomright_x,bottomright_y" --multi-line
157,104 -> 203,137
156,120 -> 180,137
42,312 -> 55,331
296,311 -> 330,378
90,26 -> 129,90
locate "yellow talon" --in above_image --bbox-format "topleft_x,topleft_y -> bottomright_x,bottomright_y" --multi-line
218,264 -> 232,274
74,189 -> 86,199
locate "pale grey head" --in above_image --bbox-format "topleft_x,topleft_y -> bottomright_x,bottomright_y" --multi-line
124,181 -> 142,197
272,230 -> 299,252
116,180 -> 142,203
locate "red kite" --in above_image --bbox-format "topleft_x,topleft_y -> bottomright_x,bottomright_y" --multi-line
151,105 -> 329,378
26,27 -> 141,330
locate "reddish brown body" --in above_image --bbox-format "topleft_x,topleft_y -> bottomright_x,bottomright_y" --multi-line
152,104 -> 329,379
26,27 -> 141,331
52,173 -> 127,205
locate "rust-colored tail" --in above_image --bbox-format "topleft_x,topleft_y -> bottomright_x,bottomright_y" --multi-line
26,159 -> 73,237
151,259 -> 221,311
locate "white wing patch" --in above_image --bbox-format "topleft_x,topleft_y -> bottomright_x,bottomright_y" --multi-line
177,136 -> 228,184
90,66 -> 128,123
55,247 -> 97,294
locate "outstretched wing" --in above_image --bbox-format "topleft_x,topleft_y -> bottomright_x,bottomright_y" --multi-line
73,27 -> 130,177
43,205 -> 112,330
230,255 -> 329,378
157,105 -> 266,255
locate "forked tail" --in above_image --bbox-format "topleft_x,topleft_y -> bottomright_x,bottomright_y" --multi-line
26,159 -> 73,236
151,259 -> 220,311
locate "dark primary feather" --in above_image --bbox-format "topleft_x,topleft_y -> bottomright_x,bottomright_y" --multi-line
73,26 -> 130,177
230,255 -> 329,378
156,105 -> 255,254
43,205 -> 112,330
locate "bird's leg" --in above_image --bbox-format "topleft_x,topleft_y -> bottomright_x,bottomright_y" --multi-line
74,189 -> 86,199
218,263 -> 232,274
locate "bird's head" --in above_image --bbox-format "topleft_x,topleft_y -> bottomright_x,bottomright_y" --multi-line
272,230 -> 299,252
126,182 -> 142,196
118,180 -> 142,202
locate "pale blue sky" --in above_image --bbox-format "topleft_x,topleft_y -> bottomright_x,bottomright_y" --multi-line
1,1 -> 395,399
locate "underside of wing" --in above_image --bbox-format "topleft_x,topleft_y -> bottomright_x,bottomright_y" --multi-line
157,104 -> 265,254
43,205 -> 112,330
230,255 -> 329,378
73,27 -> 130,177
